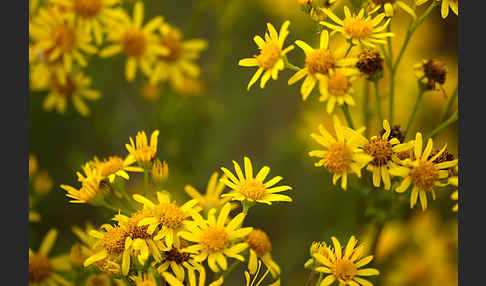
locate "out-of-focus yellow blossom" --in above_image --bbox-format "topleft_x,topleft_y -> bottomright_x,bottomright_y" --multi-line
29,154 -> 39,179
29,229 -> 72,286
132,192 -> 198,248
288,30 -> 357,101
244,260 -> 280,286
152,158 -> 169,184
313,236 -> 379,286
42,72 -> 101,117
245,229 -> 280,278
172,77 -> 206,96
100,1 -> 167,81
449,166 -> 458,212
85,273 -> 112,286
29,6 -> 97,73
220,157 -> 293,205
125,130 -> 160,165
49,0 -> 123,45
414,59 -> 448,92
184,172 -> 232,213
374,221 -> 407,262
417,0 -> 458,18
320,7 -> 394,48
33,170 -> 54,194
71,223 -> 97,267
29,210 -> 41,223
179,203 -> 253,273
367,0 -> 416,18
61,163 -> 103,203
389,132 -> 458,210
139,81 -> 161,101
151,24 -> 208,86
363,120 -> 413,190
238,21 -> 294,90
309,116 -> 373,190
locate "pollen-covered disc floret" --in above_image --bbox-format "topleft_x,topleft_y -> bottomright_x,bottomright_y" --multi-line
309,116 -> 373,190
364,138 -> 393,166
414,59 -> 448,91
200,227 -> 230,253
29,253 -> 52,283
356,49 -> 383,78
220,156 -> 292,205
389,132 -> 458,210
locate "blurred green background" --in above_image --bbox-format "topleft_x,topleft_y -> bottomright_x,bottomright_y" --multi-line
29,0 -> 458,284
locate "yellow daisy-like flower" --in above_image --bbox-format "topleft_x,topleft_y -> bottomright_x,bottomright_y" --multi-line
417,0 -> 458,18
219,157 -> 293,205
184,172 -> 232,213
95,155 -> 144,183
125,130 -> 160,165
157,242 -> 206,286
179,203 -> 253,273
363,120 -> 413,190
49,0 -> 123,45
61,163 -> 103,203
245,229 -> 280,278
244,260 -> 280,286
320,6 -> 394,48
313,236 -> 379,286
33,170 -> 54,195
318,69 -> 359,114
29,53 -> 69,90
152,158 -> 169,184
29,229 -> 72,286
42,71 -> 101,117
309,116 -> 373,190
29,154 -> 39,179
389,132 -> 458,210
29,6 -> 97,73
367,0 -> 416,18
99,1 -> 167,81
287,30 -> 358,101
238,21 -> 294,90
151,23 -> 208,86
133,192 -> 198,248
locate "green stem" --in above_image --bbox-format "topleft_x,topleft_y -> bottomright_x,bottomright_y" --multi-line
341,104 -> 355,129
370,221 -> 385,257
220,259 -> 241,279
374,80 -> 383,124
363,81 -> 370,137
344,44 -> 353,57
404,85 -> 425,138
144,168 -> 150,195
97,200 -> 123,213
440,83 -> 458,122
113,180 -> 137,213
283,55 -> 301,71
315,273 -> 324,286
427,111 -> 458,140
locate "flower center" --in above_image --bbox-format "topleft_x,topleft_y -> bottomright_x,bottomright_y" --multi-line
102,226 -> 127,256
29,253 -> 52,282
324,142 -> 353,174
52,24 -> 76,53
200,227 -> 230,253
50,75 -> 77,97
73,0 -> 102,18
409,161 -> 439,190
99,157 -> 124,178
155,203 -> 185,229
239,179 -> 267,200
423,59 -> 447,85
160,34 -> 182,62
306,49 -> 335,75
245,229 -> 272,257
121,29 -> 147,57
125,213 -> 152,239
164,247 -> 192,264
256,41 -> 281,69
334,259 -> 357,281
356,50 -> 383,77
364,138 -> 393,166
327,74 -> 350,96
343,18 -> 373,40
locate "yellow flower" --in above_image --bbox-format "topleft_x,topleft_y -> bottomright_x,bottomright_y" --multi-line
49,0 -> 123,45
320,6 -> 393,48
29,6 -> 97,73
132,192 -> 198,248
29,210 -> 41,222
245,229 -> 280,278
151,23 -> 208,86
29,53 -> 69,90
152,158 -> 169,184
71,223 -> 97,266
417,0 -> 458,18
288,30 -> 358,101
61,163 -> 103,203
244,260 -> 280,286
318,69 -> 359,114
184,172 -> 232,212
139,80 -> 161,101
367,0 -> 416,18
29,154 -> 39,179
179,203 -> 253,273
85,273 -> 112,286
449,170 -> 458,212
33,170 -> 54,195
389,132 -> 458,210
414,59 -> 448,92
309,116 -> 373,190
220,157 -> 293,205
95,155 -> 144,183
42,71 -> 101,117
99,1 -> 167,81
363,120 -> 413,190
130,271 -> 157,286
29,229 -> 72,286
238,21 -> 294,90
157,243 -> 206,286
313,236 -> 379,286
125,130 -> 160,165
